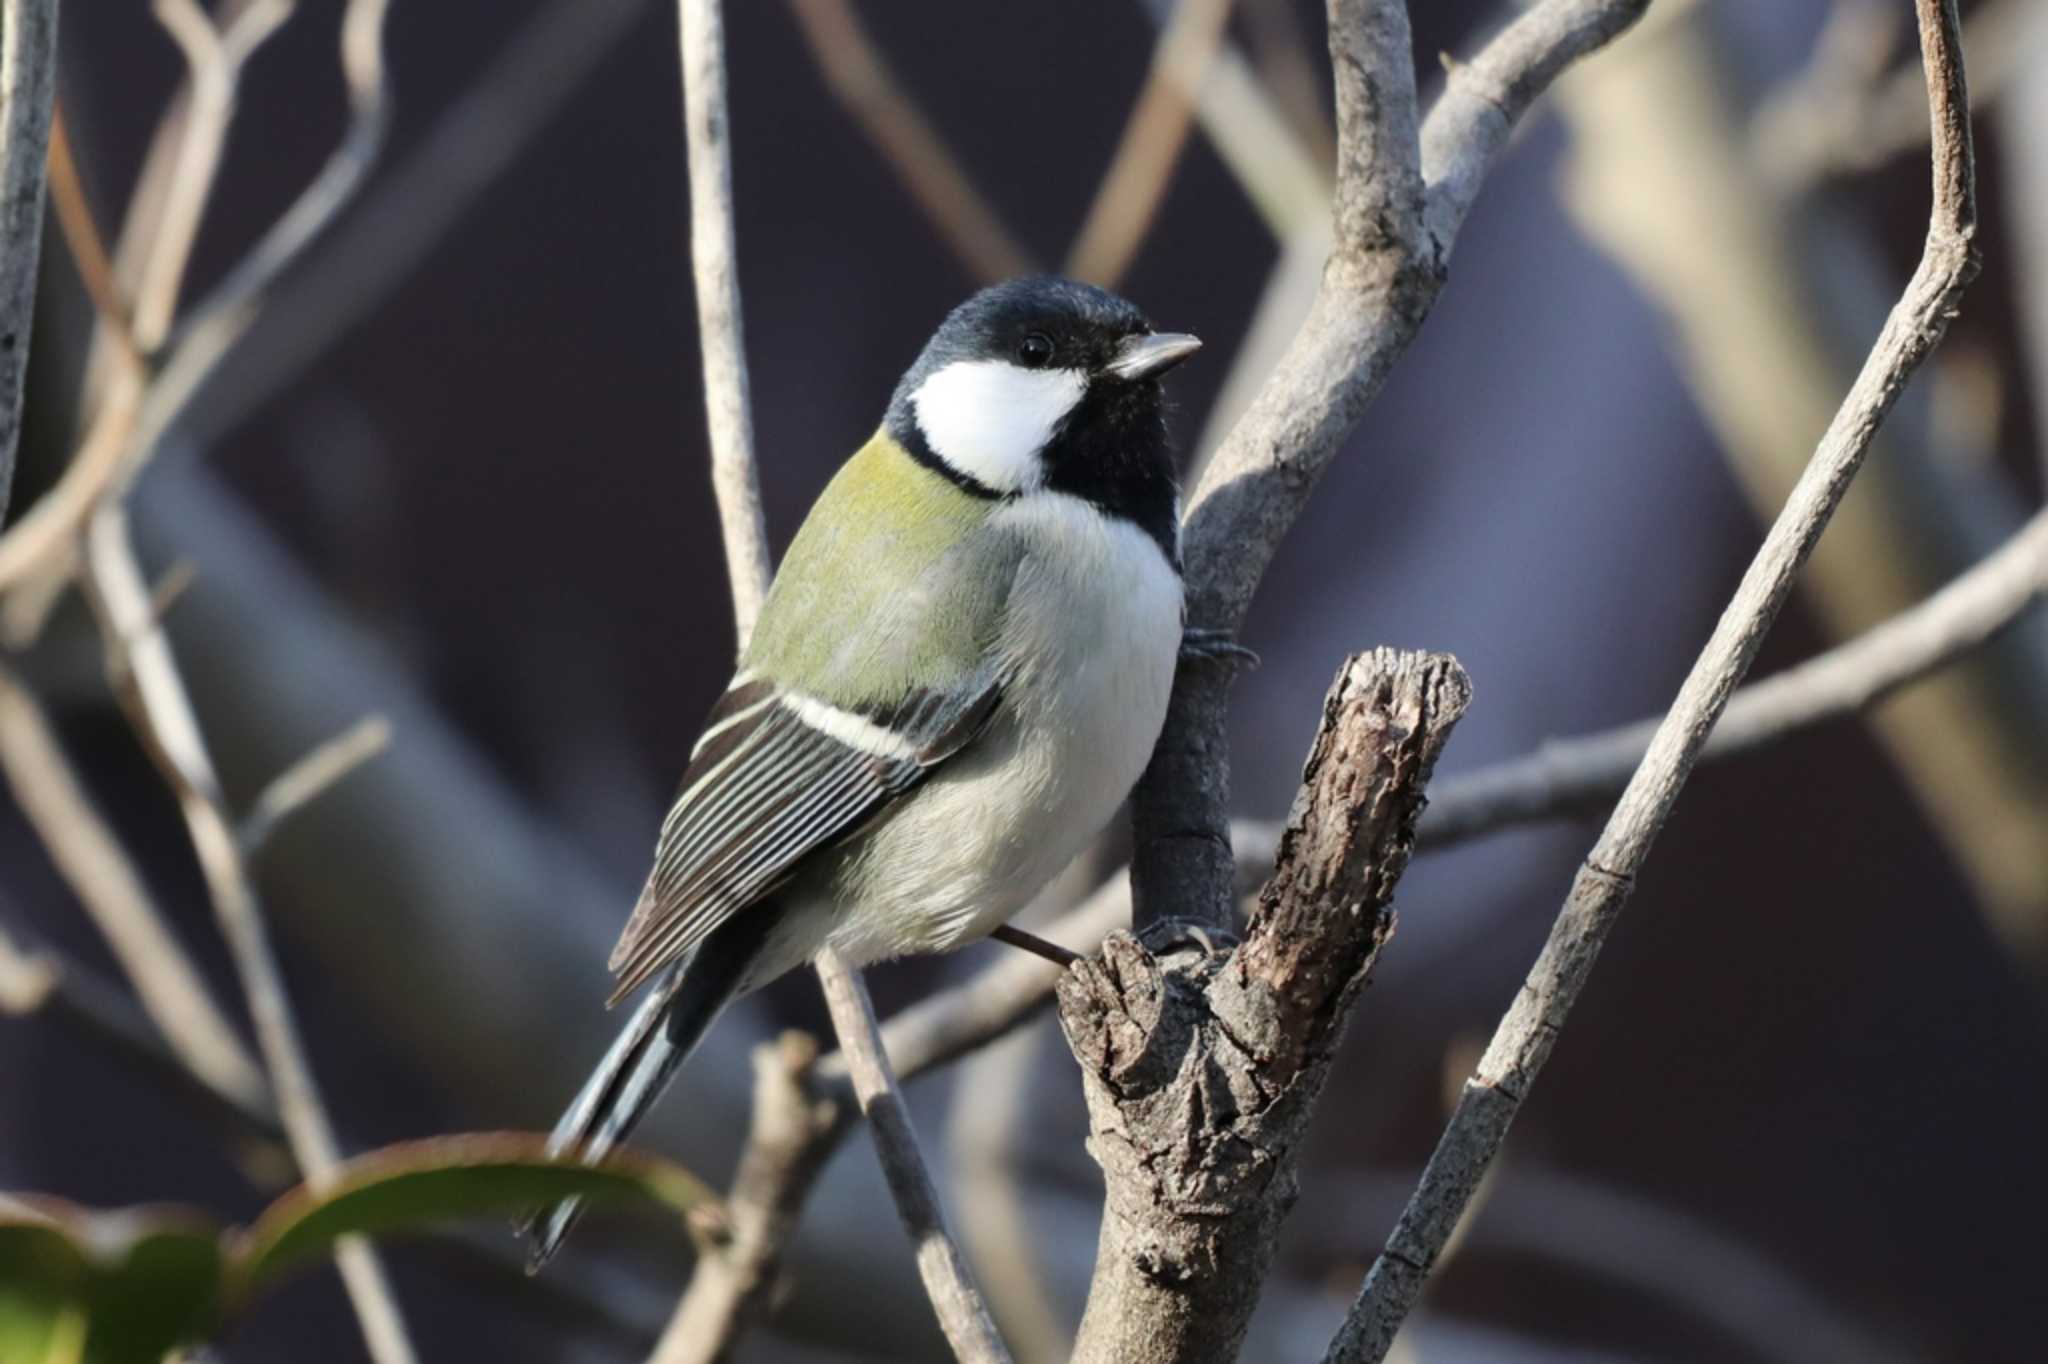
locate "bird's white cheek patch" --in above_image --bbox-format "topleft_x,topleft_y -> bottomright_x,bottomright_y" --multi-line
910,360 -> 1087,494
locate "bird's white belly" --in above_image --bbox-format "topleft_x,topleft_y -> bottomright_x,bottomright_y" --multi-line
761,494 -> 1182,979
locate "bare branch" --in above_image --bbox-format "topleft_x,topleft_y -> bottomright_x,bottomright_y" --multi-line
1331,3 -> 1978,1356
816,947 -> 1013,1363
80,505 -> 418,1364
1065,0 -> 1235,288
1418,0 -> 1653,255
681,0 -> 771,642
786,0 -> 1035,284
649,1033 -> 846,1364
0,661 -> 271,1117
1063,649 -> 1469,1364
239,713 -> 392,855
1418,508 -> 2048,847
1129,0 -> 1648,934
0,0 -> 59,522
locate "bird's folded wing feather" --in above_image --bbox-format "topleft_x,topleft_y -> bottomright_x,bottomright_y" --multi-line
604,669 -> 1001,1004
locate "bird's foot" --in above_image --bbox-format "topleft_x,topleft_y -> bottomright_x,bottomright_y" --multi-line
1180,627 -> 1260,670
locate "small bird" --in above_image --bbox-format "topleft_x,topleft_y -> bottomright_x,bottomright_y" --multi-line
527,276 -> 1205,1266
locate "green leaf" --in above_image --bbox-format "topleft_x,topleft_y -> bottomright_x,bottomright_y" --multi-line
231,1132 -> 717,1299
0,1204 -> 222,1364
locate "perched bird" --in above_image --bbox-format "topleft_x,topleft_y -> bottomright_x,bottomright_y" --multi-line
527,276 -> 1207,1267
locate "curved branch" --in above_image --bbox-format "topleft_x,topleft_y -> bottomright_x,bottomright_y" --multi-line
1331,2 -> 1977,1356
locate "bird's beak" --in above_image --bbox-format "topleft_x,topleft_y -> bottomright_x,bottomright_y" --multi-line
1107,331 -> 1202,381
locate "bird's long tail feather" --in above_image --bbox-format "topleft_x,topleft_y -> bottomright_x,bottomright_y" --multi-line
523,912 -> 769,1271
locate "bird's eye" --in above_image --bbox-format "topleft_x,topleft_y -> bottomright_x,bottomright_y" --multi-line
1018,333 -> 1054,369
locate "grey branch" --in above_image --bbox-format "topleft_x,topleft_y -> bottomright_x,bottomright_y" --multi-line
1128,0 -> 1649,934
0,0 -> 58,523
82,508 -> 419,1364
1061,649 -> 1469,1364
238,712 -> 393,855
818,950 -> 1013,1362
1418,507 -> 2048,847
681,0 -> 770,642
1329,2 -> 1979,1358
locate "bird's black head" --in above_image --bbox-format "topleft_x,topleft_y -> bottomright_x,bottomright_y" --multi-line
885,277 -> 1200,563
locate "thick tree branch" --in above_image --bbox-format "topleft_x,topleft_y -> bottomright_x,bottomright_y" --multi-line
1062,649 -> 1468,1364
0,0 -> 59,522
1418,507 -> 2048,847
1129,0 -> 1648,933
1330,3 -> 1978,1357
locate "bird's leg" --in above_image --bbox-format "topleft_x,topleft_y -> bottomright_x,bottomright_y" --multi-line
991,923 -> 1082,968
1180,626 -> 1260,669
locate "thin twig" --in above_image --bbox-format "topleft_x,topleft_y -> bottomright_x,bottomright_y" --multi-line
1330,3 -> 1977,1357
815,948 -> 1013,1363
672,0 -> 1009,1353
81,506 -> 418,1364
0,0 -> 61,523
1417,508 -> 2048,847
0,661 -> 271,1117
681,0 -> 770,642
239,713 -> 392,856
785,0 -> 1035,285
49,3 -> 417,1358
1065,0 -> 1236,288
44,107 -> 132,362
1129,0 -> 1650,934
988,922 -> 1082,968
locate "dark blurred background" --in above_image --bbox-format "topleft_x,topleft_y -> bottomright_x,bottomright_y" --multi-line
5,0 -> 2047,1359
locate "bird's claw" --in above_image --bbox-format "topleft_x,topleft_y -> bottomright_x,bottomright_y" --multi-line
1180,627 -> 1260,669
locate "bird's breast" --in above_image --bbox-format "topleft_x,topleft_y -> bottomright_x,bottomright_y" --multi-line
829,491 -> 1183,960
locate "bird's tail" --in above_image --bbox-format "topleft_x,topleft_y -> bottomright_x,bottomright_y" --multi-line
520,913 -> 761,1261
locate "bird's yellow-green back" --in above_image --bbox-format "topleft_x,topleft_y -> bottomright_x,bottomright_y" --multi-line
743,430 -> 1016,709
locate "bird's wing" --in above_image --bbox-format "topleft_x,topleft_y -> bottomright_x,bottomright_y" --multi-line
604,667 -> 1002,1005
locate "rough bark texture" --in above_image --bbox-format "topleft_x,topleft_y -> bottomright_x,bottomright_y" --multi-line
1059,649 -> 1469,1364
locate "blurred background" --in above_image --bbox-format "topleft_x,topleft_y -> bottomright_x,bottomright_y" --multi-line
4,0 -> 2047,1359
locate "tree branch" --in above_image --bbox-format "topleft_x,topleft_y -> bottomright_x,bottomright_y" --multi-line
785,0 -> 1036,285
1129,0 -> 1649,934
1417,506 -> 2048,847
1329,2 -> 1978,1356
33,3 -> 417,1359
1061,649 -> 1469,1364
0,0 -> 59,523
0,660 -> 271,1119
816,951 -> 1012,1362
1065,0 -> 1235,289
